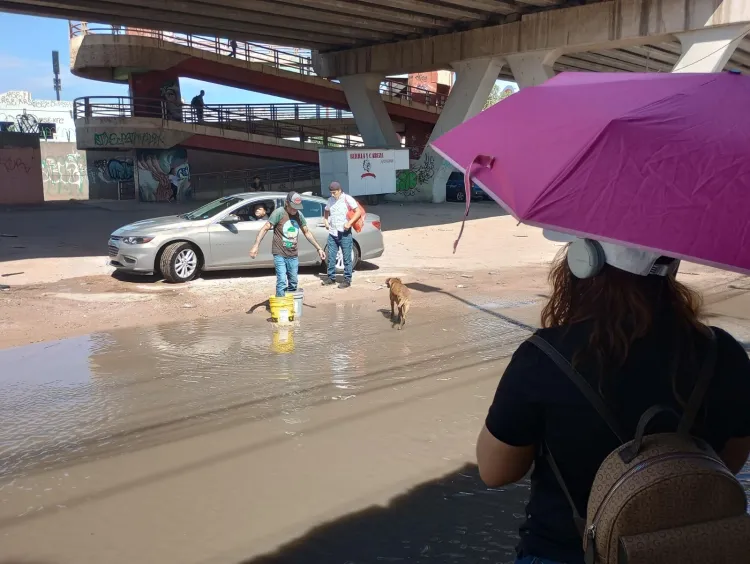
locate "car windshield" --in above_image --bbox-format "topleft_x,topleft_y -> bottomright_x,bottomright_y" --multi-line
181,197 -> 244,220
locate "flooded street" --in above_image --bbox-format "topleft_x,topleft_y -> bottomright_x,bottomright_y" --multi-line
0,294 -> 537,564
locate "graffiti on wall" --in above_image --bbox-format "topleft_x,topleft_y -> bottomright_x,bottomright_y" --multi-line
1,157 -> 32,174
0,91 -> 73,109
88,157 -> 134,185
160,79 -> 182,121
137,148 -> 191,202
94,131 -> 166,147
0,112 -> 74,141
42,152 -> 86,197
396,153 -> 435,198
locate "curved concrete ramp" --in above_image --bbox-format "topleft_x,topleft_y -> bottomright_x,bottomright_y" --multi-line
70,28 -> 442,124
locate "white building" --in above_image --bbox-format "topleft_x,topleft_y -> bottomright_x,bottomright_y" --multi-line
0,91 -> 76,143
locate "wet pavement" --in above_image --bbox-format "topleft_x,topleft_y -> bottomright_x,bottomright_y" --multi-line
2,291 -> 749,564
0,295 -> 536,564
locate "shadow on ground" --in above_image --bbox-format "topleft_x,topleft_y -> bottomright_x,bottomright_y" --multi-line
112,262 -> 380,285
406,282 -> 537,333
245,464 -> 526,564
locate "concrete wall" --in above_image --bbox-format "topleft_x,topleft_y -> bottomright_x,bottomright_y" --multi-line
0,132 -> 44,205
39,142 -> 135,201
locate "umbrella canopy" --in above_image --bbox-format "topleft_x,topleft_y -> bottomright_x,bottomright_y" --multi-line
431,72 -> 750,274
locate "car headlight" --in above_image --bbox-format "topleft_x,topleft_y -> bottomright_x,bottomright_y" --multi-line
121,236 -> 154,245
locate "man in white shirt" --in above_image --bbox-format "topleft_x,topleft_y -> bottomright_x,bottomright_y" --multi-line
322,181 -> 362,289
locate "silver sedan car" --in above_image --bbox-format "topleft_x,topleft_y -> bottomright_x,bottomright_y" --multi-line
107,192 -> 385,283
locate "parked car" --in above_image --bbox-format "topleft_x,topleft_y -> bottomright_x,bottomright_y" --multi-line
107,192 -> 384,283
446,171 -> 485,202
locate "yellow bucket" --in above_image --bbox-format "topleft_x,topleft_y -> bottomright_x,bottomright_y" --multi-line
269,295 -> 294,322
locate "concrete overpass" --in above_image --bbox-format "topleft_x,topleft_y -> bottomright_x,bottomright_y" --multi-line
73,96 -> 366,163
69,23 -> 443,149
4,0 -> 750,202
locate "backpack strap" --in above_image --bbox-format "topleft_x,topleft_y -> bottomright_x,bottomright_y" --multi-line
543,441 -> 586,536
677,328 -> 718,435
528,335 -> 626,539
528,335 -> 626,443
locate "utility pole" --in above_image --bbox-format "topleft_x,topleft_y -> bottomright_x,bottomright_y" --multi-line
52,50 -> 61,101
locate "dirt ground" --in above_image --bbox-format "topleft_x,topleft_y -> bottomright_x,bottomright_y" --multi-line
1,199 -> 747,349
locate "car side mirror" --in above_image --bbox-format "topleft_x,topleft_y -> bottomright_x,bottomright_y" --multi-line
221,214 -> 240,224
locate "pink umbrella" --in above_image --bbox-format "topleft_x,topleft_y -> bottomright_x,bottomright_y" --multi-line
431,72 -> 750,274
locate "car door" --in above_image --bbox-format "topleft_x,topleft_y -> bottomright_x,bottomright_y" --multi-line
298,197 -> 328,265
207,200 -> 273,269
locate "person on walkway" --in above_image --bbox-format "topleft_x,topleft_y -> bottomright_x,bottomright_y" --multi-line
250,175 -> 265,192
249,192 -> 325,297
229,38 -> 237,58
322,181 -> 361,289
475,241 -> 750,564
190,90 -> 205,122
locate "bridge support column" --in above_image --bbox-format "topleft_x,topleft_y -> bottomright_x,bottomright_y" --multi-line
129,70 -> 182,121
673,23 -> 750,72
339,74 -> 400,147
506,50 -> 559,88
403,57 -> 503,203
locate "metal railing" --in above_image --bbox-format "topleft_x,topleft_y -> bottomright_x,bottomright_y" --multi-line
69,22 -> 448,109
191,164 -> 321,200
73,96 -> 364,148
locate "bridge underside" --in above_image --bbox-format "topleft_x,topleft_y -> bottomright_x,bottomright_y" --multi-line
0,0 -> 586,51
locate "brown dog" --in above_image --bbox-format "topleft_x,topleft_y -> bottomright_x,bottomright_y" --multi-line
385,277 -> 410,330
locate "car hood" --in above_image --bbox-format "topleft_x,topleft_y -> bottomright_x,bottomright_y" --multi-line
111,215 -> 200,236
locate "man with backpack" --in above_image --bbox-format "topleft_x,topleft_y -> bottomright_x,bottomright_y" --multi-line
322,181 -> 362,289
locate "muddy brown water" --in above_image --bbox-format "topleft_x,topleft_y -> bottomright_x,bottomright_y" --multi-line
0,297 -> 536,564
1,295 -> 748,564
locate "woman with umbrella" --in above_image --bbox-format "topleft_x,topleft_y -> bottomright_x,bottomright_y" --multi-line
432,71 -> 750,563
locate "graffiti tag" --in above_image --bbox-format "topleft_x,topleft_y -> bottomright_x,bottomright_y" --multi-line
396,153 -> 435,198
94,131 -> 166,147
0,158 -> 31,174
42,153 -> 85,196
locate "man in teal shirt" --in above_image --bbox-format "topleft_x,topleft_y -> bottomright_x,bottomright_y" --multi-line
249,192 -> 325,297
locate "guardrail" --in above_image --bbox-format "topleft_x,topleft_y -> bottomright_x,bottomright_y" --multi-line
191,164 -> 320,200
73,96 -> 363,149
69,22 -> 448,109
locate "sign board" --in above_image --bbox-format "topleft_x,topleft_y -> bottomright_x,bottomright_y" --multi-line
319,148 -> 409,197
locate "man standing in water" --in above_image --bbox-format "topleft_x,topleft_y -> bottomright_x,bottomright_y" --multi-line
322,181 -> 361,289
249,192 -> 325,297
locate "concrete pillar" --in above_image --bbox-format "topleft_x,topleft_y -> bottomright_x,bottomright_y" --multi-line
673,23 -> 750,73
506,50 -> 559,88
403,57 -> 504,203
339,74 -> 400,147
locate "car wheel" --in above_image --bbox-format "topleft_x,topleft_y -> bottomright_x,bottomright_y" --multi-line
160,242 -> 200,283
456,191 -> 466,202
327,243 -> 360,274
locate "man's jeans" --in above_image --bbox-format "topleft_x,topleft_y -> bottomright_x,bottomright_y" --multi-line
326,230 -> 353,282
515,557 -> 564,564
273,255 -> 299,297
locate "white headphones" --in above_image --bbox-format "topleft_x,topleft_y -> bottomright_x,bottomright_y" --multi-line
566,238 -> 680,279
567,238 -> 607,279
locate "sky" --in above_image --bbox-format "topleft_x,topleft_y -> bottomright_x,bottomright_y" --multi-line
0,12 -> 516,105
0,13 -> 294,104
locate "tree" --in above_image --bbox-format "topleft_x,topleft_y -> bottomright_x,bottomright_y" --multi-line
483,84 -> 502,110
484,83 -> 517,110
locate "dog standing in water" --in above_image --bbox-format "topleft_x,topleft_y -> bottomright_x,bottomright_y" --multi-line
385,278 -> 410,330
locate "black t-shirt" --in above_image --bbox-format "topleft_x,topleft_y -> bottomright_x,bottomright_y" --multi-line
485,321 -> 750,563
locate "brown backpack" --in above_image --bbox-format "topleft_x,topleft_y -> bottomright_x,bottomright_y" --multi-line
529,333 -> 750,564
